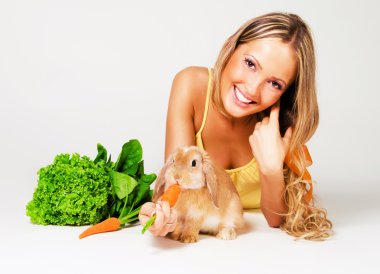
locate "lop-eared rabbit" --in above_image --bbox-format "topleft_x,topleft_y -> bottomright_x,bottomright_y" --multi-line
153,146 -> 244,243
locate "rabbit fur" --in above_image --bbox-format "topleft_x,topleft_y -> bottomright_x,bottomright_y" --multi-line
153,146 -> 244,243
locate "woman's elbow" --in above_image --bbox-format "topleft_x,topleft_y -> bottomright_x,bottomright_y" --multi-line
267,220 -> 281,228
264,214 -> 284,228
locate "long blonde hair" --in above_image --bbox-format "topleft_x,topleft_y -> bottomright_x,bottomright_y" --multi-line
211,12 -> 333,240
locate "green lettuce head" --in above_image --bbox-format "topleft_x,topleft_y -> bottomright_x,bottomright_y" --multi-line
26,153 -> 113,226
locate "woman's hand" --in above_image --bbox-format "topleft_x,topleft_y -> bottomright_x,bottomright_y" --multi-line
138,201 -> 177,237
249,102 -> 292,175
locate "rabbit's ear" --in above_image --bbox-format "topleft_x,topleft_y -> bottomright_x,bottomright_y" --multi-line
201,150 -> 219,208
152,157 -> 172,202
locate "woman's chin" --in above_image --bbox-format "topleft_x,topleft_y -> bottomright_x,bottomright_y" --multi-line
224,102 -> 251,118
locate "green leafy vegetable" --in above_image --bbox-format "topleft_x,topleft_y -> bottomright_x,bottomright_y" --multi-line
107,139 -> 156,225
111,171 -> 139,200
94,143 -> 108,164
115,140 -> 142,175
26,139 -> 157,227
26,154 -> 112,225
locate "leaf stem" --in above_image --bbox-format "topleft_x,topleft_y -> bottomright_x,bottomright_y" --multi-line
118,205 -> 142,225
141,214 -> 156,234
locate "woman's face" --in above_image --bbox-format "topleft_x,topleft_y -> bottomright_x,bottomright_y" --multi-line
220,38 -> 298,119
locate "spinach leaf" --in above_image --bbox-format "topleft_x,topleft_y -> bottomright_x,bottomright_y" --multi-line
137,160 -> 144,177
94,143 -> 108,164
115,139 -> 142,175
111,170 -> 139,200
104,140 -> 157,225
133,173 -> 157,205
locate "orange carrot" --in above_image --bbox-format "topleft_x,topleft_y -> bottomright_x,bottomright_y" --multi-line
160,184 -> 181,207
141,184 -> 181,234
79,217 -> 121,239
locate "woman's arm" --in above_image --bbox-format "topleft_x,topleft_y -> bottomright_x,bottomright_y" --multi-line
249,103 -> 293,228
138,67 -> 199,237
165,67 -> 198,159
259,170 -> 287,227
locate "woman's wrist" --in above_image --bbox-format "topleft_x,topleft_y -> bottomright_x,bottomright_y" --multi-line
259,169 -> 287,223
259,167 -> 286,200
258,164 -> 283,177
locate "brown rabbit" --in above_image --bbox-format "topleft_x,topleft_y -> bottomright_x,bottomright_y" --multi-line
153,146 -> 244,243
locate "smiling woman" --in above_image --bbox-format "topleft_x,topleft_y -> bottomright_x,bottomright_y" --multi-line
139,12 -> 333,241
220,38 -> 298,118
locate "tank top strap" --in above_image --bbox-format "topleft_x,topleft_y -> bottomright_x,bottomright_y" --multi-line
197,67 -> 213,135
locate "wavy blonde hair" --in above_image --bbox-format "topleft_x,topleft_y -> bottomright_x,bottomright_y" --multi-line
211,12 -> 333,240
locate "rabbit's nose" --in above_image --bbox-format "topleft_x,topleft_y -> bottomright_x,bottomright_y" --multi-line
173,175 -> 182,184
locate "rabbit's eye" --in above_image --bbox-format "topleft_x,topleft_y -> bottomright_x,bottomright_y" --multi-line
191,160 -> 197,167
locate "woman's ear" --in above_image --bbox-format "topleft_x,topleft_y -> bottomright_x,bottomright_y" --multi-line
201,150 -> 219,208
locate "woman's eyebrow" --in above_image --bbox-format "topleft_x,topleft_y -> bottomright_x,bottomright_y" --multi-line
245,54 -> 288,86
245,54 -> 263,70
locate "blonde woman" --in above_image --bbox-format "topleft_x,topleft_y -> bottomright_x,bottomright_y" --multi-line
139,12 -> 332,240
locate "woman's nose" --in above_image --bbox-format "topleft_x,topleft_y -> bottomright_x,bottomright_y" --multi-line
244,81 -> 262,103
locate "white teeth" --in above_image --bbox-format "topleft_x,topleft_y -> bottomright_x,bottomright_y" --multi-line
234,86 -> 253,104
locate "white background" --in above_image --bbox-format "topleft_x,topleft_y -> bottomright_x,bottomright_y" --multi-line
1,0 -> 379,273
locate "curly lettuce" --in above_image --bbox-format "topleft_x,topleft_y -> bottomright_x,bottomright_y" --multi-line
26,153 -> 113,226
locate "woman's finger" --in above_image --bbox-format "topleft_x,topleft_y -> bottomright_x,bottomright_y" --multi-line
168,211 -> 177,225
160,223 -> 176,236
254,121 -> 261,131
149,204 -> 165,234
269,101 -> 280,124
141,202 -> 155,215
159,212 -> 178,236
138,202 -> 155,225
158,201 -> 171,224
261,117 -> 269,125
282,126 -> 293,148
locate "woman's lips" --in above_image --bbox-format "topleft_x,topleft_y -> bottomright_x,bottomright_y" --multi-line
232,85 -> 256,107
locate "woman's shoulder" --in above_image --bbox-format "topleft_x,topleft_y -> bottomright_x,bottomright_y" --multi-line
173,66 -> 209,93
174,65 -> 209,79
168,66 -> 211,133
170,66 -> 210,109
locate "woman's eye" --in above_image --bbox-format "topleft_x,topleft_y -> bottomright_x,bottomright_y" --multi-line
244,57 -> 256,69
271,81 -> 282,90
191,160 -> 196,167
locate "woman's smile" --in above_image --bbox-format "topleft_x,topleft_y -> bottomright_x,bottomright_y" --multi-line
231,85 -> 257,108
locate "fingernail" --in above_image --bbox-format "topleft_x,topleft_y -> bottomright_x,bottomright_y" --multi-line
151,210 -> 156,217
156,203 -> 162,209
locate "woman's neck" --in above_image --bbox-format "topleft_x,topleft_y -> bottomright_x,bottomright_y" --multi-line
211,102 -> 257,130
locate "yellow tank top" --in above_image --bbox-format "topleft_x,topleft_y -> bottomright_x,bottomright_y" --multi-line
195,68 -> 261,209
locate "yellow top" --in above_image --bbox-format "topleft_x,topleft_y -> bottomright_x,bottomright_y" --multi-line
195,68 -> 261,209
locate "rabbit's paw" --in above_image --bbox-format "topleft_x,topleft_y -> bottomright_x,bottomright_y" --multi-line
168,232 -> 181,241
180,234 -> 199,243
216,227 -> 237,240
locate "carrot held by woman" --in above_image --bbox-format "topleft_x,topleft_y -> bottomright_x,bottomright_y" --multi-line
141,184 -> 181,234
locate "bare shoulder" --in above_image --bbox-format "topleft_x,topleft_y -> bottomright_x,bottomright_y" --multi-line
174,66 -> 209,83
170,66 -> 210,119
165,66 -> 210,158
171,66 -> 209,99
